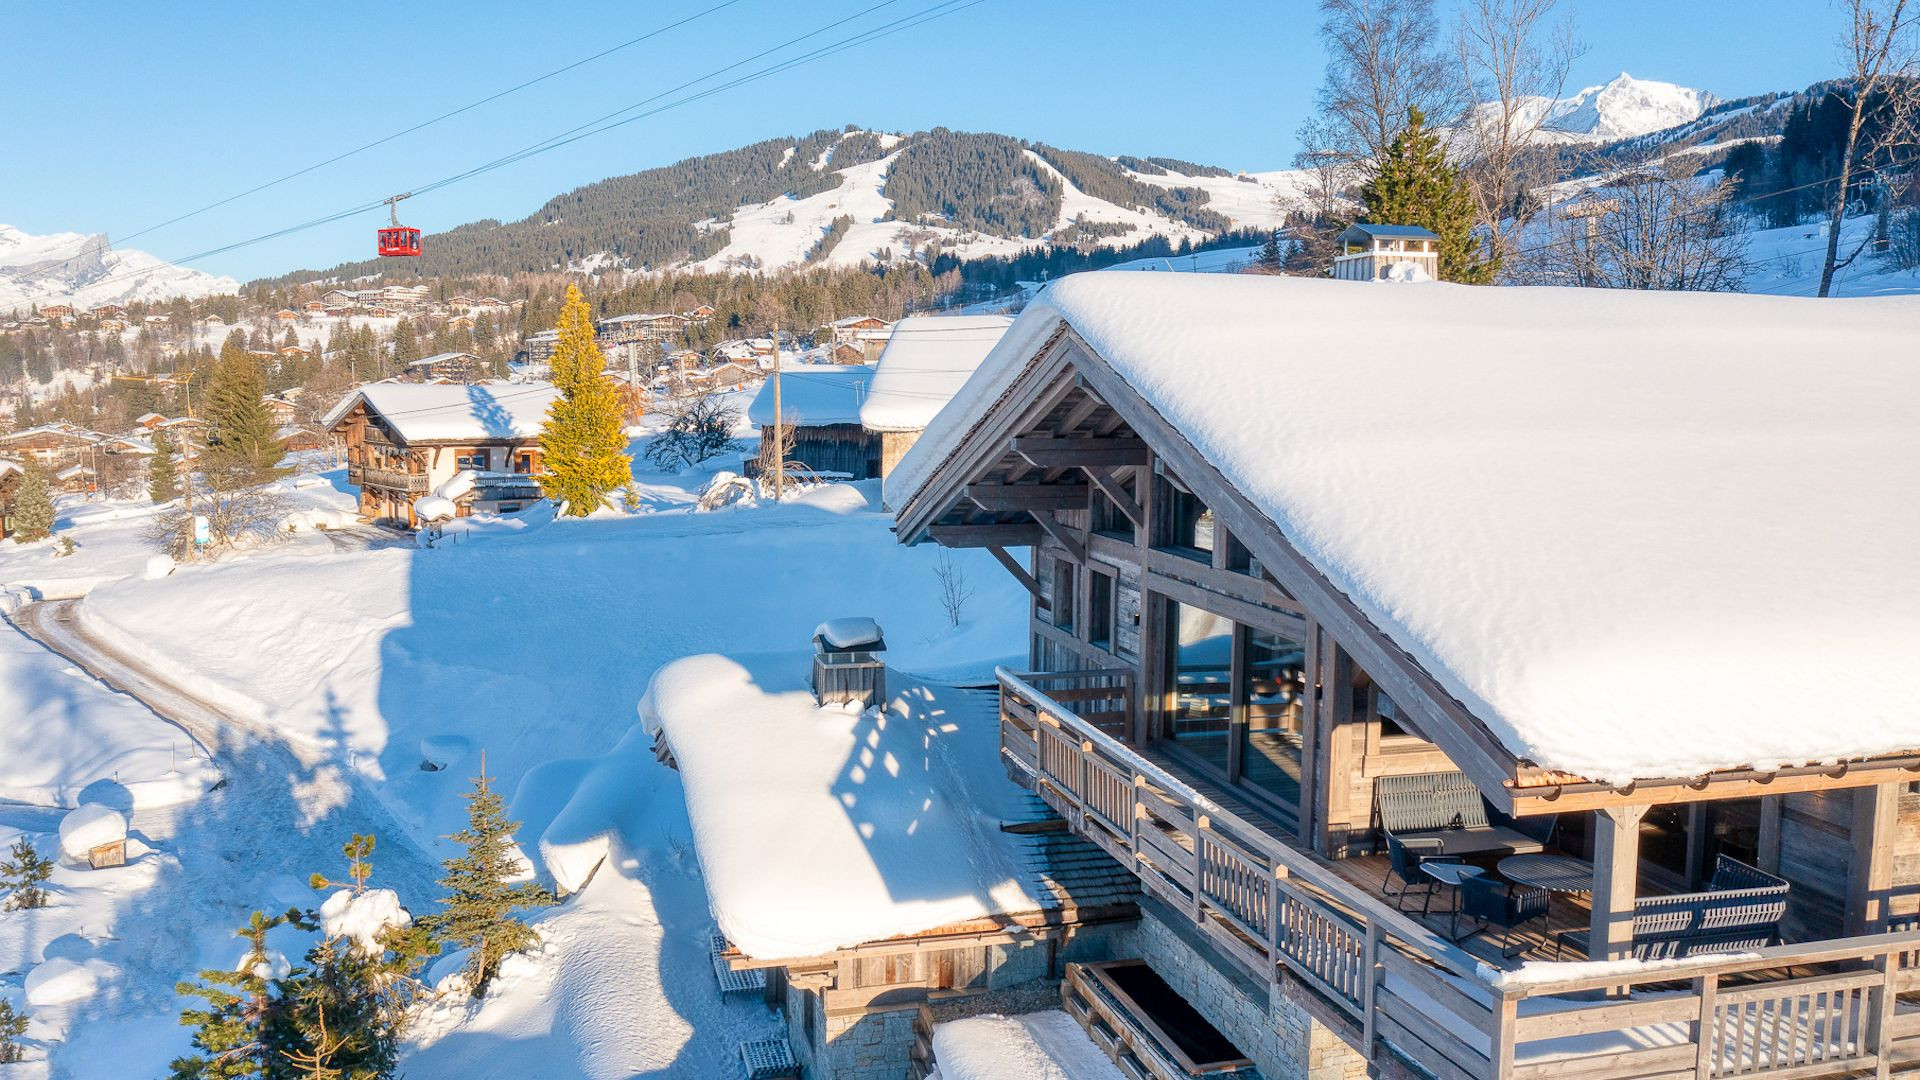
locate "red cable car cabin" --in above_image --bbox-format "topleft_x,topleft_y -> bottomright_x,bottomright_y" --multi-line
377,226 -> 421,257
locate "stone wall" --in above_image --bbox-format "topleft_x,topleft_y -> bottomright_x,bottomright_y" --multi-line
1115,900 -> 1368,1080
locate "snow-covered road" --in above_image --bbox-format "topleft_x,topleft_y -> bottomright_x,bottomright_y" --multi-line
10,599 -> 446,1076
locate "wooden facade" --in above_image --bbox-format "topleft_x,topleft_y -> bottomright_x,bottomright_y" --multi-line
894,324 -> 1920,1079
328,399 -> 544,527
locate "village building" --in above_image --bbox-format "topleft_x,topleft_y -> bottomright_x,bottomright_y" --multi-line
403,351 -> 489,384
322,381 -> 558,527
522,329 -> 560,365
858,314 -> 1010,479
274,309 -> 300,322
39,304 -> 74,319
302,300 -> 327,313
261,396 -> 300,426
0,423 -> 102,468
824,314 -> 892,347
1332,222 -> 1440,282
133,412 -> 168,431
863,272 -> 1920,1079
746,364 -> 878,480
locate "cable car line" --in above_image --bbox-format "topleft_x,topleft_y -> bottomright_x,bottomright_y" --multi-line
18,0 -> 746,283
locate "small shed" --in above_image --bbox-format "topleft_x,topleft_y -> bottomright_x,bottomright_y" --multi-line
1333,222 -> 1440,282
811,617 -> 886,709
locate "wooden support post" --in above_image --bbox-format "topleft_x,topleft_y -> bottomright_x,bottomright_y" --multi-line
1848,781 -> 1901,936
1361,917 -> 1382,1061
1757,796 -> 1783,875
1298,623 -> 1321,847
1490,994 -> 1519,1080
1589,804 -> 1649,962
1192,814 -> 1210,926
1871,950 -> 1897,1080
986,546 -> 1042,598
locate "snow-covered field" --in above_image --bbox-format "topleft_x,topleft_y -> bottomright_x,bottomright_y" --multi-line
0,428 -> 1028,1076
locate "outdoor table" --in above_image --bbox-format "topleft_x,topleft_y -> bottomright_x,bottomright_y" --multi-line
1498,854 -> 1594,894
1418,861 -> 1482,918
1499,854 -> 1593,931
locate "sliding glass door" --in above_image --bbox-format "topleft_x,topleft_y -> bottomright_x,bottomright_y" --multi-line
1160,598 -> 1307,820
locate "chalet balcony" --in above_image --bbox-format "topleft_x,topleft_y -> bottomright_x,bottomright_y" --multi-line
997,668 -> 1920,1080
357,466 -> 429,494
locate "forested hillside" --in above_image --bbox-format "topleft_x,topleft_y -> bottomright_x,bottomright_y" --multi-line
268,127 -> 1240,287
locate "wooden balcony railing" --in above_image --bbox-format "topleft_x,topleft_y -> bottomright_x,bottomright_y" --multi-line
358,466 -> 429,494
997,667 -> 1920,1080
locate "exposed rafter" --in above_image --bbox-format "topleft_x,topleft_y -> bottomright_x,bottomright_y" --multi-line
1012,436 -> 1151,469
1031,510 -> 1087,563
987,546 -> 1043,598
1082,467 -> 1144,529
926,523 -> 1044,548
966,482 -> 1089,512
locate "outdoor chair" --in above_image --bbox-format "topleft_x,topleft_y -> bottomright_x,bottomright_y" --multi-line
1454,874 -> 1550,957
1382,832 -> 1459,913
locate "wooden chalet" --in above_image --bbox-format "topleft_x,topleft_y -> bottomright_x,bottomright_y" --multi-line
0,424 -> 100,468
322,381 -> 557,526
886,273 -> 1920,1080
403,351 -> 488,384
746,364 -> 879,480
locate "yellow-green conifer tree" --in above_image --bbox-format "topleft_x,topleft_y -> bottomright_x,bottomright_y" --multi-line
538,285 -> 632,516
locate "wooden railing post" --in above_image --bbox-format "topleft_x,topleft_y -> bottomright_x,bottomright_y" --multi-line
1870,951 -> 1896,1080
1129,773 -> 1145,866
1361,916 -> 1382,1061
1193,813 -> 1210,926
1491,993 -> 1518,1080
1692,973 -> 1718,1079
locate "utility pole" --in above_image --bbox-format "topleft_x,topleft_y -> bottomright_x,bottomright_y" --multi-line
771,325 -> 784,502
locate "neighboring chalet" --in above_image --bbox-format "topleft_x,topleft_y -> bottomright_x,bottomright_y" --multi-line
404,351 -> 489,384
322,381 -> 557,526
0,424 -> 101,468
874,273 -> 1920,1079
824,314 -> 893,360
859,314 -> 1009,478
1332,223 -> 1440,282
746,364 -> 876,479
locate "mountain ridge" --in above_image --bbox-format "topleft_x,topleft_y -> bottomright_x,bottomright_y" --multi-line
0,225 -> 239,314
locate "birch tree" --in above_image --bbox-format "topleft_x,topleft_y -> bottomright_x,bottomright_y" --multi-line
1817,0 -> 1919,296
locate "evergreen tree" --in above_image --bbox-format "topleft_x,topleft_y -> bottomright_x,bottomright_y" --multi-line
279,939 -> 397,1080
0,837 -> 52,910
1359,107 -> 1495,284
201,340 -> 288,487
150,429 -> 181,503
390,321 -> 420,367
537,285 -> 632,516
0,998 -> 25,1064
11,461 -> 55,544
420,765 -> 554,998
171,909 -> 309,1080
1256,228 -> 1285,272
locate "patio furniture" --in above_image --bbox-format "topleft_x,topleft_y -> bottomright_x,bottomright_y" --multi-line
1498,854 -> 1594,894
1381,832 -> 1459,913
1419,861 -> 1485,919
1453,873 -> 1551,957
1374,771 -> 1556,857
1555,855 -> 1790,960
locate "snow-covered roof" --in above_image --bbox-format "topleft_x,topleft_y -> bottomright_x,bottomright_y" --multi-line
409,351 -> 478,367
745,364 -> 872,427
813,617 -> 884,650
931,1012 -> 1126,1080
831,314 -> 887,327
1342,222 -> 1440,240
860,315 -> 1012,434
890,273 -> 1920,785
321,381 -> 560,443
640,653 -> 1049,959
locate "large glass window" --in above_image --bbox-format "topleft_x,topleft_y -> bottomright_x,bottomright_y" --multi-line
1240,627 -> 1308,807
1163,601 -> 1233,774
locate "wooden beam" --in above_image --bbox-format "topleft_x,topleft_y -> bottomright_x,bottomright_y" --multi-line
926,523 -> 1043,548
987,546 -> 1042,598
1031,510 -> 1087,564
1848,782 -> 1900,935
1012,436 -> 1151,469
1589,804 -> 1648,962
1508,755 -> 1920,816
1081,467 -> 1144,529
1051,392 -> 1101,437
965,482 -> 1089,512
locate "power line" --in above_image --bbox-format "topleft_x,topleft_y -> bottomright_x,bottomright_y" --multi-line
17,0 -> 746,285
24,0 -> 981,301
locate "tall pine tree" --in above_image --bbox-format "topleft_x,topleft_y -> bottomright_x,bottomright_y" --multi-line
171,909 -> 309,1080
10,461 -> 54,544
201,339 -> 288,487
538,285 -> 632,516
1360,107 -> 1495,284
420,765 -> 553,998
150,429 -> 181,503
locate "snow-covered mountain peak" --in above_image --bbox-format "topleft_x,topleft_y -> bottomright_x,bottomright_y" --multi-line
0,224 -> 238,314
1542,73 -> 1718,142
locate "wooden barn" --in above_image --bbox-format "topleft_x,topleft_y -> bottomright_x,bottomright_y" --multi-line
745,363 -> 879,480
858,314 -> 1010,479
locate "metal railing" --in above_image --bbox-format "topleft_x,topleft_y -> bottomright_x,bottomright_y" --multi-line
996,667 -> 1920,1080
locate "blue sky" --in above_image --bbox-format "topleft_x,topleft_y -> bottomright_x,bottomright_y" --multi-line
2,1 -> 1840,282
